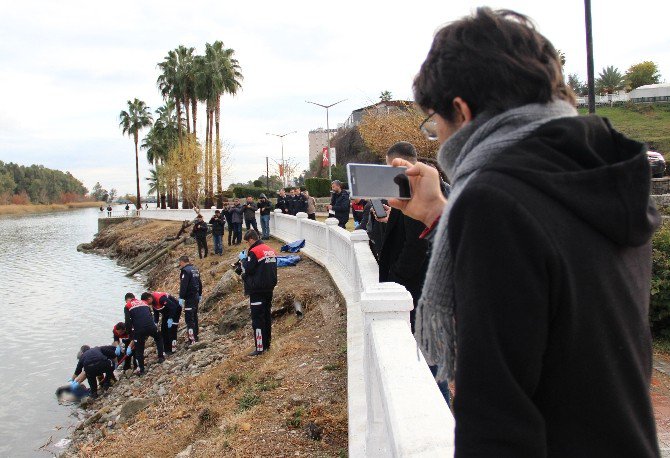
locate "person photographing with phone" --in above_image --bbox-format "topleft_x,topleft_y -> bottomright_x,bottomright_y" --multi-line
387,8 -> 659,456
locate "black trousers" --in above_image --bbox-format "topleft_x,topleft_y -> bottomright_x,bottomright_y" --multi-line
196,236 -> 208,258
227,224 -> 234,245
159,306 -> 182,352
249,292 -> 273,352
134,324 -> 164,372
120,338 -> 136,370
245,218 -> 258,232
184,299 -> 199,342
84,359 -> 114,395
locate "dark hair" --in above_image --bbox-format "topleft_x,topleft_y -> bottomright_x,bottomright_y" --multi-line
77,345 -> 91,359
244,229 -> 260,242
414,8 -> 574,121
387,142 -> 418,163
115,322 -> 126,331
179,255 -> 190,263
124,292 -> 135,301
140,292 -> 152,301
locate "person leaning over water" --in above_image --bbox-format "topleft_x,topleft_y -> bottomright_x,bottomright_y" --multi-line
69,345 -> 117,398
389,8 -> 660,457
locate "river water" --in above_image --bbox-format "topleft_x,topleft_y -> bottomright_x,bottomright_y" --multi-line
0,207 -> 144,457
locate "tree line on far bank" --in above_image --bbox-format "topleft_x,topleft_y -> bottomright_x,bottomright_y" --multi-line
120,41 -> 242,210
0,160 -> 88,205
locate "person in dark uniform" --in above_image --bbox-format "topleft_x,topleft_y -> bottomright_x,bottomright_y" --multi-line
287,189 -> 296,215
276,189 -> 289,214
178,255 -> 203,345
70,345 -> 117,398
293,187 -> 307,214
230,199 -> 244,244
222,203 -> 234,246
243,196 -> 259,231
328,181 -> 350,229
112,322 -> 136,371
124,293 -> 165,375
240,229 -> 277,356
209,210 -> 225,255
142,291 -> 182,354
125,203 -> 130,215
106,205 -> 112,217
191,214 -> 209,258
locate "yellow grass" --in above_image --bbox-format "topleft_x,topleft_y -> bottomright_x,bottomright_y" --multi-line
0,201 -> 104,216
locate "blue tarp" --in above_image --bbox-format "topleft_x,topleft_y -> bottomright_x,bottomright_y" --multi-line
280,239 -> 305,253
277,255 -> 301,267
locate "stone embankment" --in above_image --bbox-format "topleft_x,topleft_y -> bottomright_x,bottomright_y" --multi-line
61,219 -> 348,457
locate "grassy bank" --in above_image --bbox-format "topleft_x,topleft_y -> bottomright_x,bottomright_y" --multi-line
0,201 -> 104,216
578,103 -> 670,155
62,219 -> 348,457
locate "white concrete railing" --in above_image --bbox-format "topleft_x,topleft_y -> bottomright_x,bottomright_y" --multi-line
133,208 -> 455,456
98,210 -> 139,218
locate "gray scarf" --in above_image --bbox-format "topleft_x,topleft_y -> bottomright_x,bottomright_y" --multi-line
415,100 -> 578,382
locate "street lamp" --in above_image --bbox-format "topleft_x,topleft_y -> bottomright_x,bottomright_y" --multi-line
266,131 -> 297,187
306,99 -> 347,181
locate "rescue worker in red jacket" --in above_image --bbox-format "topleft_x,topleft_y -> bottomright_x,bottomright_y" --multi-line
124,293 -> 164,375
240,229 -> 277,356
112,321 -> 136,371
141,291 -> 182,354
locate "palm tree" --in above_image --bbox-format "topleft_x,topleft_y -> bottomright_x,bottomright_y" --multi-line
146,167 -> 163,205
596,65 -> 625,94
120,98 -> 153,208
142,101 -> 177,208
380,90 -> 392,102
203,41 -> 243,207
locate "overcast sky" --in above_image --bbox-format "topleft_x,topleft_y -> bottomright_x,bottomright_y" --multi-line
0,0 -> 668,195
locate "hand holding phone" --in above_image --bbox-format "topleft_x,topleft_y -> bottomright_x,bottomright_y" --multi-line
371,199 -> 387,219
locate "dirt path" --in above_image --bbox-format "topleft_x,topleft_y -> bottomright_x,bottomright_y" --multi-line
64,219 -> 348,457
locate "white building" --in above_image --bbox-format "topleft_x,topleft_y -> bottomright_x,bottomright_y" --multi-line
629,83 -> 670,103
308,128 -> 338,164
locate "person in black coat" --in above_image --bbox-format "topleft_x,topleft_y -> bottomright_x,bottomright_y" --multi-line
376,143 -> 428,331
222,203 -> 234,246
209,210 -> 225,255
276,189 -> 289,214
328,181 -> 350,229
70,345 -> 117,397
191,214 -> 209,258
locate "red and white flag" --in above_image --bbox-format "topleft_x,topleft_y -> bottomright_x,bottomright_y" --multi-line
322,147 -> 330,167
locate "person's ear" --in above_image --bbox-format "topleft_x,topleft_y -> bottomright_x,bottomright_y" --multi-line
452,97 -> 472,126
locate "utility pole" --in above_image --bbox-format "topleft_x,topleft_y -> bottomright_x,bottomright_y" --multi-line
266,131 -> 297,187
306,99 -> 347,181
585,0 -> 596,114
266,156 -> 270,193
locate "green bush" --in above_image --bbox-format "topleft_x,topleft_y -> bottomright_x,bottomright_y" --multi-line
232,186 -> 276,199
651,223 -> 670,336
305,178 -> 331,197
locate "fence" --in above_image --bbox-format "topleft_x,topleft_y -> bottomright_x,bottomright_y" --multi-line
110,207 -> 455,456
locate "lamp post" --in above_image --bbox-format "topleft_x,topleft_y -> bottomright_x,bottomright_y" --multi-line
266,131 -> 297,187
584,0 -> 596,114
306,99 -> 347,181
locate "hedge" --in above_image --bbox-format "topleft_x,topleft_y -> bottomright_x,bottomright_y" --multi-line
231,186 -> 276,199
305,178 -> 331,197
651,223 -> 670,336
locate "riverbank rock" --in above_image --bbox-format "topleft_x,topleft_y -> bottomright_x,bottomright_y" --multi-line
76,242 -> 94,253
217,299 -> 249,335
201,270 -> 239,312
119,398 -> 151,422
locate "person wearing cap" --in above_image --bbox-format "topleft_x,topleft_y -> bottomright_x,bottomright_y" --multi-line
141,291 -> 182,354
69,345 -> 117,398
258,194 -> 273,240
240,229 -> 278,356
328,180 -> 350,229
209,210 -> 225,255
191,214 -> 209,259
178,255 -> 203,344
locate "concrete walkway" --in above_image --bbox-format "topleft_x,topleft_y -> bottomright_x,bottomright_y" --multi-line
653,357 -> 670,455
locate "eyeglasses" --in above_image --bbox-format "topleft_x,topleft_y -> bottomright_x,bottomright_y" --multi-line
419,112 -> 439,141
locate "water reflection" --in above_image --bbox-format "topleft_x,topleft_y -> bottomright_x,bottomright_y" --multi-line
0,207 -> 144,457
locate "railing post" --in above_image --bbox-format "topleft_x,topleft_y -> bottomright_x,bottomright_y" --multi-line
360,284 -> 414,456
325,218 -> 338,261
272,209 -> 282,233
296,212 -> 307,239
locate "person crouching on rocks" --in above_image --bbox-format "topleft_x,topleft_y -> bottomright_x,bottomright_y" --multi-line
240,229 -> 277,356
178,255 -> 203,345
124,293 -> 165,375
112,321 -> 136,372
142,291 -> 182,354
69,345 -> 117,398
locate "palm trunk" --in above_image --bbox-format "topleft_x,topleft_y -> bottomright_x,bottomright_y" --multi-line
134,134 -> 141,209
175,96 -> 182,143
185,97 -> 191,135
192,99 -> 197,137
215,97 -> 222,208
208,108 -> 214,205
203,108 -> 210,208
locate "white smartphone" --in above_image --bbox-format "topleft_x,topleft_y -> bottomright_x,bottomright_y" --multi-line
347,163 -> 412,199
